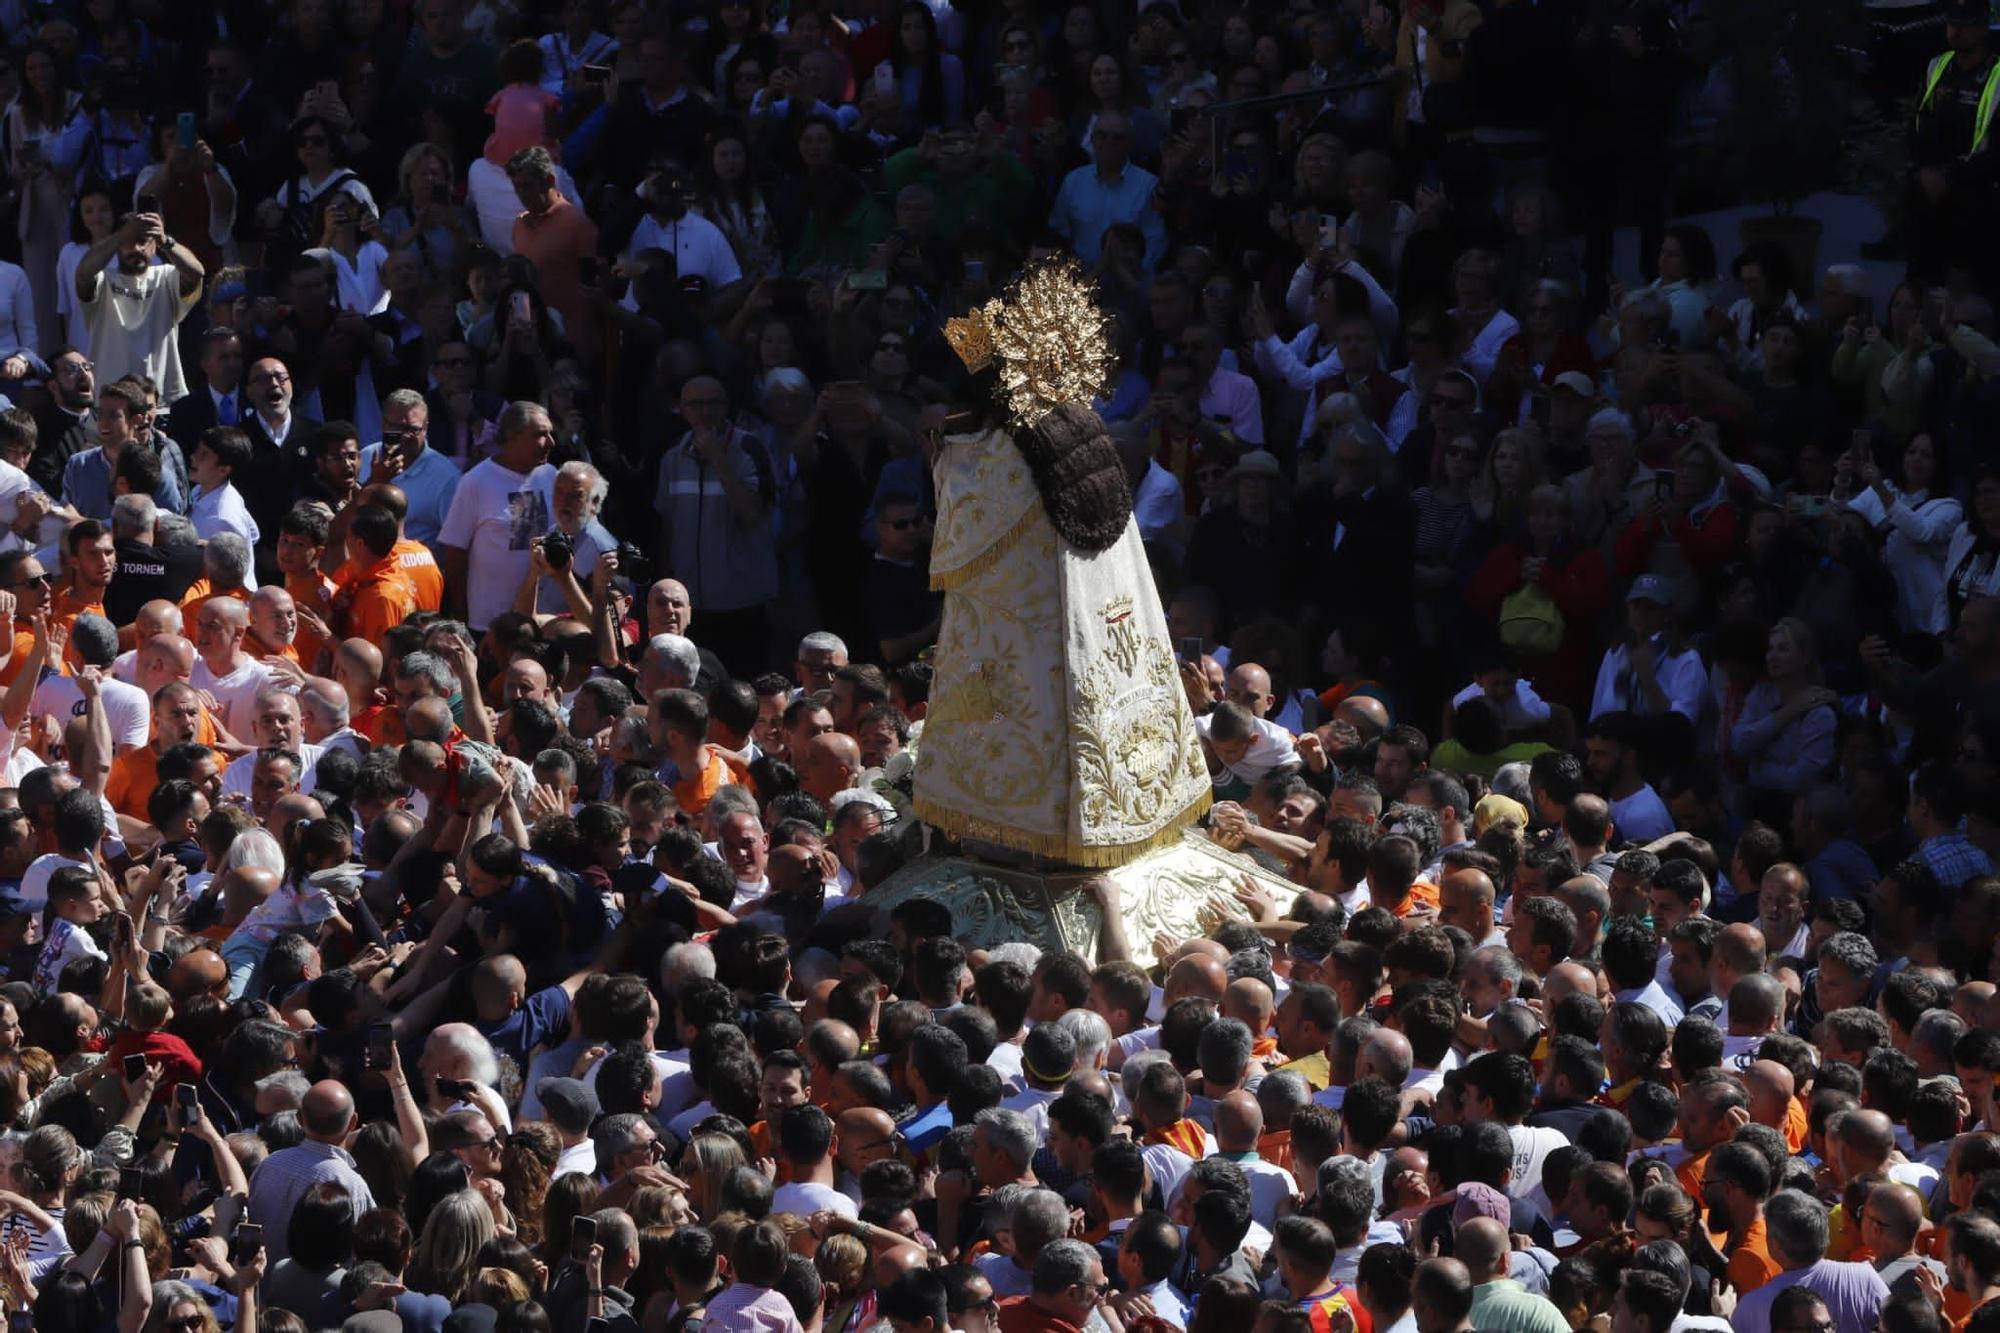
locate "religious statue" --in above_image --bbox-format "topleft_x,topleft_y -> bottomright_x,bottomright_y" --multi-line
913,260 -> 1212,867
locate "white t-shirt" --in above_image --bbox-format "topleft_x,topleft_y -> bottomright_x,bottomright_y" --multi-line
33,915 -> 106,990
1507,1125 -> 1569,1203
192,655 -> 274,741
20,851 -> 92,914
81,263 -> 195,404
1609,784 -> 1676,843
0,459 -> 35,532
31,672 -> 149,750
222,742 -> 327,799
436,458 -> 556,631
772,1180 -> 857,1219
625,211 -> 744,290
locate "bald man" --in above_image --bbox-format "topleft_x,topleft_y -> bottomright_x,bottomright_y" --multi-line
1226,663 -> 1276,719
1440,869 -> 1503,948
1336,695 -> 1391,744
247,585 -> 300,663
1215,1088 -> 1294,1226
1222,977 -> 1279,1066
221,686 -> 325,803
112,600 -> 183,682
1864,1180 -> 1943,1297
165,947 -> 229,1007
466,951 -> 597,1067
1459,1216 -> 1569,1332
1710,923 -> 1768,1030
800,731 -> 862,806
649,578 -> 693,638
244,1077 -> 374,1263
835,1106 -> 899,1198
1358,1028 -> 1414,1088
333,638 -> 399,744
1742,1059 -> 1806,1153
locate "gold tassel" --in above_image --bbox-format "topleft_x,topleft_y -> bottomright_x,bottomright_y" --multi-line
912,787 -> 1214,867
929,501 -> 1044,593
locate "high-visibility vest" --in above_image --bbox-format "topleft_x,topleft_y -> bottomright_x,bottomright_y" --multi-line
1921,52 -> 2000,156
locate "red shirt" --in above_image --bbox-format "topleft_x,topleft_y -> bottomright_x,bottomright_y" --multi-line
105,1028 -> 203,1103
998,1297 -> 1085,1333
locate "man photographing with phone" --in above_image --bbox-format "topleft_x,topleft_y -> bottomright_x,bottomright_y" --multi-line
354,388 -> 462,551
72,206 -> 206,408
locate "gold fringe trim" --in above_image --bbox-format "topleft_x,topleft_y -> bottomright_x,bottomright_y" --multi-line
912,786 -> 1214,867
929,501 -> 1043,593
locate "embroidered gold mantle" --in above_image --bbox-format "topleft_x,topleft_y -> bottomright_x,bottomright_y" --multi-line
913,427 -> 1211,865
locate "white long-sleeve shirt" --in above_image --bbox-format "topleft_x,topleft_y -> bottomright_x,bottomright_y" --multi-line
1847,485 -> 1962,634
1283,255 -> 1400,344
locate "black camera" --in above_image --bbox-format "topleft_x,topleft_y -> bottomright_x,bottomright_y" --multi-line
616,540 -> 649,586
542,529 -> 574,571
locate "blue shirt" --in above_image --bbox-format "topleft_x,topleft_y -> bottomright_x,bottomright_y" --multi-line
358,441 -> 463,551
61,444 -> 182,520
479,981 -> 572,1067
1804,837 -> 1879,902
1049,161 -> 1165,271
899,1100 -> 953,1156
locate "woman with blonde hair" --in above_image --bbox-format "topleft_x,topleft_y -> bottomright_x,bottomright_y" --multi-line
816,1233 -> 873,1333
381,142 -> 471,279
1471,428 -> 1548,542
471,1266 -> 533,1306
1729,616 -> 1838,803
684,1133 -> 748,1222
407,1190 -> 497,1305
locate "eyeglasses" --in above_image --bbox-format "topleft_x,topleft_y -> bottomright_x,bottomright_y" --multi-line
57,360 -> 92,375
7,573 -> 50,589
165,1317 -> 206,1333
253,370 -> 292,384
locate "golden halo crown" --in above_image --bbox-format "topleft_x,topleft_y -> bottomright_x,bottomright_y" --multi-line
944,259 -> 1114,427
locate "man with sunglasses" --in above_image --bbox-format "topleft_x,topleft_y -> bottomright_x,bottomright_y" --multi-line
995,1240 -> 1111,1333
0,551 -> 51,688
867,491 -> 940,666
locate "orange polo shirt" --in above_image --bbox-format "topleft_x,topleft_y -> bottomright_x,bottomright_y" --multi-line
354,702 -> 404,747
1381,880 -> 1442,918
670,745 -> 754,818
286,570 -> 338,668
1726,1215 -> 1783,1295
1675,1148 -> 1710,1197
0,623 -> 35,686
51,585 -> 104,671
335,538 -> 442,614
179,581 -> 252,617
1782,1095 -> 1809,1153
106,746 -> 163,821
344,555 -> 421,645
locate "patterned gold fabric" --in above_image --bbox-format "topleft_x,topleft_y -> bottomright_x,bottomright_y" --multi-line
914,427 -> 1211,865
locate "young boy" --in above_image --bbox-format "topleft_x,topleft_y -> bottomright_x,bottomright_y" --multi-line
187,427 -> 260,545
147,778 -> 210,877
34,864 -> 109,992
704,1220 -> 804,1333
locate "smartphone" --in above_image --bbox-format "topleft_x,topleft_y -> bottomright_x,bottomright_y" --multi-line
316,79 -> 340,103
114,910 -> 134,952
117,1167 -> 143,1201
123,1053 -> 148,1084
510,291 -> 533,326
11,1308 -> 35,1333
176,111 -> 196,151
1653,471 -> 1674,499
845,269 -> 888,291
134,193 -> 160,217
231,1222 -> 262,1266
873,62 -> 896,95
964,259 -> 985,284
577,256 -> 601,287
1529,391 -> 1551,430
365,1023 -> 394,1072
176,1083 -> 200,1129
571,1214 -> 598,1264
1179,637 -> 1204,663
436,1075 -> 468,1101
581,63 -> 612,84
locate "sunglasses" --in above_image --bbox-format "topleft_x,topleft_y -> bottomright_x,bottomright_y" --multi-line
9,573 -> 51,589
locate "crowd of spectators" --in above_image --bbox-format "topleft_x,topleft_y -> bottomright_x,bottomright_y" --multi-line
0,2 -> 1989,1333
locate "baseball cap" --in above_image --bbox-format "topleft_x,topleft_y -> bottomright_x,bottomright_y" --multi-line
534,1077 -> 601,1135
1454,1181 -> 1512,1225
1551,371 -> 1596,396
1626,573 -> 1675,605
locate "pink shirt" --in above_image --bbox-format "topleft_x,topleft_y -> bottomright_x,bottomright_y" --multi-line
704,1284 -> 803,1333
485,83 -> 560,165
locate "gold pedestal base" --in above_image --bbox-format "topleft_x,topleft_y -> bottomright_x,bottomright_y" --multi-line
864,829 -> 1296,967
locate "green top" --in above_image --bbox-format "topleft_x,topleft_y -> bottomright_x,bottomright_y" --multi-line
1467,1280 -> 1573,1333
788,195 -> 893,277
1430,737 -> 1555,781
882,148 -> 1036,239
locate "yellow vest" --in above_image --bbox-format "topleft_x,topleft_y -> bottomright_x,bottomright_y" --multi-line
1921,52 -> 2000,156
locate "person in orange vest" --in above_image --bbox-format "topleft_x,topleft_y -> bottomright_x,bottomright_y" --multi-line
649,688 -> 752,819
327,482 -> 444,613
341,505 -> 422,647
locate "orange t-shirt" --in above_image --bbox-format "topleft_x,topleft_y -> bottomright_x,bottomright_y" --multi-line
1726,1215 -> 1784,1295
179,581 -> 252,617
336,538 -> 442,614
106,746 -> 162,821
670,745 -> 754,818
0,624 -> 35,687
1782,1095 -> 1809,1153
51,586 -> 104,671
344,557 -> 421,645
1675,1148 -> 1710,1197
354,702 -> 404,747
287,570 -> 338,668
1383,880 -> 1442,918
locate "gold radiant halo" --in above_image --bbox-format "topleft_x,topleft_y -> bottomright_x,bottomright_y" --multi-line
986,259 -> 1113,427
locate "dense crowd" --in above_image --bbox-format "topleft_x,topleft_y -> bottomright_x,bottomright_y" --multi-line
0,2 -> 1992,1333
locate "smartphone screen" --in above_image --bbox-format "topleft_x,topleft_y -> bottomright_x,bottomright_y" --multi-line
117,1167 -> 143,1201
232,1222 -> 263,1266
366,1024 -> 394,1072
123,1054 -> 147,1084
176,1083 -> 200,1129
134,193 -> 160,217
571,1215 -> 597,1264
1180,637 -> 1204,663
177,111 -> 197,151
